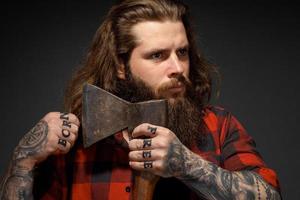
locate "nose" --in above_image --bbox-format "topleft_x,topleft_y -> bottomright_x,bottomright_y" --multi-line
167,54 -> 184,78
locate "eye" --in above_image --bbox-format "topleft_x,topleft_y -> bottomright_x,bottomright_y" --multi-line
177,48 -> 188,57
150,52 -> 163,60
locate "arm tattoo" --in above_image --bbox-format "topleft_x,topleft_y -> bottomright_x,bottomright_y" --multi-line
165,140 -> 281,200
1,166 -> 34,200
0,120 -> 49,200
14,120 -> 48,161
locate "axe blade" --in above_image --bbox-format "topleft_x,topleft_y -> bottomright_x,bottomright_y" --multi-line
82,84 -> 168,148
82,84 -> 129,148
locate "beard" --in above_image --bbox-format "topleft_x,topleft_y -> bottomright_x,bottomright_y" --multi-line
114,72 -> 204,147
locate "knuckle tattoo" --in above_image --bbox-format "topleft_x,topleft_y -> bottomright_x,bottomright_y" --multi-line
144,161 -> 153,169
60,112 -> 69,121
62,129 -> 71,138
58,138 -> 67,147
147,125 -> 157,135
143,139 -> 152,148
62,120 -> 71,128
142,150 -> 151,158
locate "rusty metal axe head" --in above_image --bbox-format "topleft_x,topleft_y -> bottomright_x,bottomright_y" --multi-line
82,84 -> 168,148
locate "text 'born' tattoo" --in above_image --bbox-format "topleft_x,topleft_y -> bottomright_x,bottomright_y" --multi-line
62,129 -> 70,138
58,139 -> 67,147
62,120 -> 71,128
60,113 -> 69,120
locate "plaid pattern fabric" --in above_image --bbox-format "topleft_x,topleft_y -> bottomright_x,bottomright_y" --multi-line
33,106 -> 280,199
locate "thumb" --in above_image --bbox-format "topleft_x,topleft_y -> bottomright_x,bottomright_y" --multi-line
122,129 -> 130,144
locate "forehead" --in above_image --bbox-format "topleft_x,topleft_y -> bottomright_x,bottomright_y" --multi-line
131,20 -> 188,50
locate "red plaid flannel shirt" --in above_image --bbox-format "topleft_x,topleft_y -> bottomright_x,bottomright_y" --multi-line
33,106 -> 280,199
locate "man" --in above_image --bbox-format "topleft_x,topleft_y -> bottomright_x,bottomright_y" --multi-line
0,0 -> 281,199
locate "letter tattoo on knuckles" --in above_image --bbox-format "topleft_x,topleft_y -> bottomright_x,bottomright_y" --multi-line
61,113 -> 71,138
147,126 -> 157,135
144,161 -> 153,169
60,112 -> 69,121
58,139 -> 67,147
142,151 -> 151,158
62,129 -> 70,138
143,139 -> 152,148
62,120 -> 71,128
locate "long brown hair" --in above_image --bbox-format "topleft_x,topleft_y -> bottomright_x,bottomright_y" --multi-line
64,0 -> 219,118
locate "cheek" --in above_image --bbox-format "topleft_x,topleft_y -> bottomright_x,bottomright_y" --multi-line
130,61 -> 165,88
182,61 -> 190,79
139,68 -> 165,90
184,59 -> 190,72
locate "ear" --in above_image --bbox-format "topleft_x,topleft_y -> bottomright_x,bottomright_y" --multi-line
117,63 -> 126,80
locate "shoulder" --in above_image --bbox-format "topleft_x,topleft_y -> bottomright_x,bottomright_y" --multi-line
203,105 -> 232,117
202,105 -> 232,129
201,105 -> 245,143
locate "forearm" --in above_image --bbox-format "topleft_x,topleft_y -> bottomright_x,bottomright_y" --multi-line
1,113 -> 79,200
0,160 -> 35,200
0,121 -> 42,200
166,141 -> 281,200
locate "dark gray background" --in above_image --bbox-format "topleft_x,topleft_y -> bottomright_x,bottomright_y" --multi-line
1,1 -> 299,199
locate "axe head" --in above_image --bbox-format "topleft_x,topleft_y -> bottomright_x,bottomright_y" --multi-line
82,84 -> 168,148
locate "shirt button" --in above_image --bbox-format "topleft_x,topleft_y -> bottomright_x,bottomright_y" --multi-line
125,186 -> 131,193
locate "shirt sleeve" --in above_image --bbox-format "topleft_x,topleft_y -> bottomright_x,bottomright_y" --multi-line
220,113 -> 281,192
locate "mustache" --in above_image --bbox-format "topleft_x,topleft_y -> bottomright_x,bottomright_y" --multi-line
157,75 -> 192,95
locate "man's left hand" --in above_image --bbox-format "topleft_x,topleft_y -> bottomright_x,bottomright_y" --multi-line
123,123 -> 186,178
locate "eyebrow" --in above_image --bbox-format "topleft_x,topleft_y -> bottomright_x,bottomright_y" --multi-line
177,44 -> 189,51
143,44 -> 189,55
145,48 -> 168,54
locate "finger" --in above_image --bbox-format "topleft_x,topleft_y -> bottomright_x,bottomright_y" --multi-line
62,132 -> 77,146
49,132 -> 74,155
45,112 -> 80,129
129,161 -> 156,171
49,124 -> 76,143
60,123 -> 79,136
49,124 -> 77,147
128,138 -> 153,150
128,150 -> 159,162
60,112 -> 80,127
122,129 -> 130,144
132,123 -> 159,138
56,138 -> 71,154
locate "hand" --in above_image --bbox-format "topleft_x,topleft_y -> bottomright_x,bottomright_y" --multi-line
123,123 -> 187,178
13,112 -> 80,168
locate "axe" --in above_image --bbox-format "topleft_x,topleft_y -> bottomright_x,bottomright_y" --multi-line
82,84 -> 168,200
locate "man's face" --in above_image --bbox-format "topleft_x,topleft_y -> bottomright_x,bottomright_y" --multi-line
122,20 -> 190,102
115,21 -> 203,146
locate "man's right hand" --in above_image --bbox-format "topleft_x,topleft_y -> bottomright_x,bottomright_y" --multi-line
13,112 -> 80,169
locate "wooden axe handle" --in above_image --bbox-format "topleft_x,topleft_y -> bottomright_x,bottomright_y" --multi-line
132,172 -> 159,200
